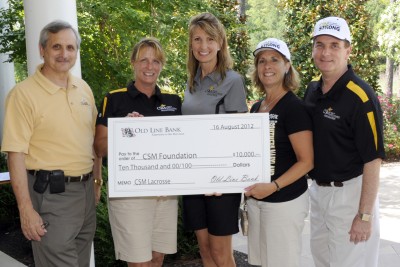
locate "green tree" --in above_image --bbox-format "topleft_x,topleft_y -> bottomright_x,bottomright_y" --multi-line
77,0 -> 207,103
366,0 -> 390,31
209,0 -> 252,96
365,0 -> 390,73
366,0 -> 395,97
281,0 -> 381,96
0,0 -> 27,82
376,1 -> 400,63
246,0 -> 285,50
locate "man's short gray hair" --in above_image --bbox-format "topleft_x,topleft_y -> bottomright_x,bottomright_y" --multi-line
39,20 -> 81,49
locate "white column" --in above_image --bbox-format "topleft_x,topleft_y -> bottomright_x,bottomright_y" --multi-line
23,2 -> 93,266
0,0 -> 16,142
23,0 -> 81,77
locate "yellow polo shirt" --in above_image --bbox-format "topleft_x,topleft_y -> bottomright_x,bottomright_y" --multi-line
1,64 -> 97,176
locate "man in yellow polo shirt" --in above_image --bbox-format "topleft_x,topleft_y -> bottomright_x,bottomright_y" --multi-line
1,20 -> 102,267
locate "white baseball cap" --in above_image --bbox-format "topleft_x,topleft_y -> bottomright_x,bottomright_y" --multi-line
253,38 -> 291,61
313,16 -> 351,43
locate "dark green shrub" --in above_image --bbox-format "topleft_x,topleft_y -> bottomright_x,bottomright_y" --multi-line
379,96 -> 400,160
94,166 -> 125,266
0,152 -> 19,224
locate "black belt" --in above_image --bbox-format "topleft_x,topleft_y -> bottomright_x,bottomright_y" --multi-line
27,170 -> 92,182
315,181 -> 344,187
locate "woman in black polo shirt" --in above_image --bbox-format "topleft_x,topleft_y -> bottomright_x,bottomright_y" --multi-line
94,37 -> 181,267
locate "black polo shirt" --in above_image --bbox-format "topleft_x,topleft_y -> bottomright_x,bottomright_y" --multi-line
97,81 -> 182,127
304,65 -> 385,182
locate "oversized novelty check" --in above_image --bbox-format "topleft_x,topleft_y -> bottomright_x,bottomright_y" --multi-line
108,113 -> 270,197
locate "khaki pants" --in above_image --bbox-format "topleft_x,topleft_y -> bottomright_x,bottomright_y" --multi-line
247,191 -> 309,267
28,173 -> 96,267
310,175 -> 380,267
108,196 -> 178,263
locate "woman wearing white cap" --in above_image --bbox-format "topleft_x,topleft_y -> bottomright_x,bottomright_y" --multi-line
244,38 -> 313,267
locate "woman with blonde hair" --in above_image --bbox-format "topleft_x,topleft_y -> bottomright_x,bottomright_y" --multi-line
181,12 -> 248,267
94,37 -> 181,267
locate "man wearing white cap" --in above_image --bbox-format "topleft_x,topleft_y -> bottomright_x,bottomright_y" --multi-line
304,16 -> 385,267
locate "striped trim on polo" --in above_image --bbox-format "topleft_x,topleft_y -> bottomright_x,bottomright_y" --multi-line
110,88 -> 128,94
346,81 -> 378,150
102,88 -> 127,116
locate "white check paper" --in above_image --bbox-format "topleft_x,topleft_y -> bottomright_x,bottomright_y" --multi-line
108,113 -> 270,197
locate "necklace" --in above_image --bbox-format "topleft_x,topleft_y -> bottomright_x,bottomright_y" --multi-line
263,91 -> 285,111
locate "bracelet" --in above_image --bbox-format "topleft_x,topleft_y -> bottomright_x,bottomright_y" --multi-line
273,180 -> 280,192
94,178 -> 103,186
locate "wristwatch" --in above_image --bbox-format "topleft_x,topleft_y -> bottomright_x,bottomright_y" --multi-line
359,212 -> 371,222
94,178 -> 103,186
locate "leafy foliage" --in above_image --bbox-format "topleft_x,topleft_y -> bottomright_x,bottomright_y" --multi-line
76,0 -> 252,103
77,0 -> 203,103
0,0 -> 25,64
280,0 -> 381,96
379,95 -> 400,159
246,0 -> 285,50
376,1 -> 400,63
209,0 -> 253,96
0,153 -> 18,222
365,0 -> 390,32
365,0 -> 390,68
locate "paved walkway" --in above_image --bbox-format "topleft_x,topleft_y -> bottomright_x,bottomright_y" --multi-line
233,162 -> 400,266
1,163 -> 399,266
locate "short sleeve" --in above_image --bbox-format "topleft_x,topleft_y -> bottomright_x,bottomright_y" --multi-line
223,74 -> 248,113
284,99 -> 312,135
1,87 -> 34,153
96,93 -> 112,127
353,98 -> 385,162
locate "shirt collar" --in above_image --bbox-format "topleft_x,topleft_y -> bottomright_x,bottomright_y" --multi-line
33,64 -> 77,94
194,67 -> 222,85
127,80 -> 162,100
315,64 -> 354,100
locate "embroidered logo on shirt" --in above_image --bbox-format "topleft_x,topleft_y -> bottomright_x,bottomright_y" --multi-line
157,104 -> 178,112
206,85 -> 223,97
80,98 -> 90,106
323,107 -> 341,120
